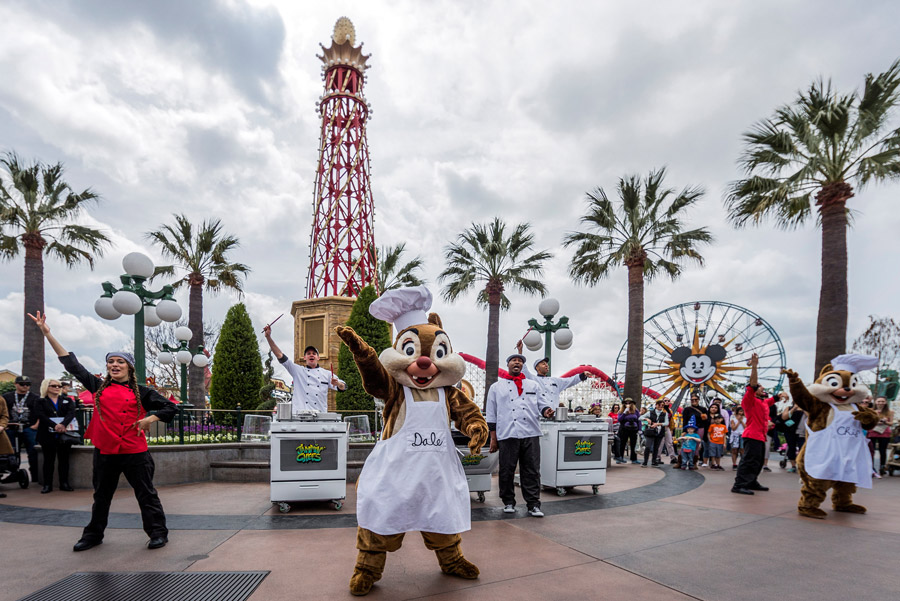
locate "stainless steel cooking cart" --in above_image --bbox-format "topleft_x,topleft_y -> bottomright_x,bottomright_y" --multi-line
270,410 -> 349,512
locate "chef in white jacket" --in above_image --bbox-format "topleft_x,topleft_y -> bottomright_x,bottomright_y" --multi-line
263,325 -> 345,412
516,340 -> 591,408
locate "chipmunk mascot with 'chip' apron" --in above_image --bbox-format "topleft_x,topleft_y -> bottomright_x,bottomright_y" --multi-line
783,354 -> 880,519
336,286 -> 489,596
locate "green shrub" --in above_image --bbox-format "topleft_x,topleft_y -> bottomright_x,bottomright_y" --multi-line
209,303 -> 264,420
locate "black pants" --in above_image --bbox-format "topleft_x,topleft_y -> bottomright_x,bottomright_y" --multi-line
734,438 -> 765,489
871,437 -> 890,471
82,450 -> 167,543
643,435 -> 661,465
783,428 -> 801,462
10,426 -> 39,480
618,429 -> 638,461
498,436 -> 541,509
40,438 -> 70,487
611,431 -> 621,458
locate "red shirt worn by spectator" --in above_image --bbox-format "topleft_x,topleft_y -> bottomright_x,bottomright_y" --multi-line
741,385 -> 772,442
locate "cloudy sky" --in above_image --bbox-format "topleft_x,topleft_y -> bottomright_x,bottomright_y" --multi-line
1,0 -> 898,388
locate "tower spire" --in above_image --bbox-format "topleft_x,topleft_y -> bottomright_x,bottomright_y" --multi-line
307,17 -> 377,298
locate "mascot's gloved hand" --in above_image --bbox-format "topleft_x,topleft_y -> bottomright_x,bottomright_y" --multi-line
852,406 -> 880,429
335,326 -> 366,354
782,368 -> 801,382
466,423 -> 489,455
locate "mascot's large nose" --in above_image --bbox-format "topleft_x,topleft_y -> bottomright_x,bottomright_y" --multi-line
416,356 -> 432,370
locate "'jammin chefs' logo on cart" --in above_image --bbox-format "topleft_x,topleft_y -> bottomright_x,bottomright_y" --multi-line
574,440 -> 595,456
461,454 -> 484,466
296,443 -> 327,463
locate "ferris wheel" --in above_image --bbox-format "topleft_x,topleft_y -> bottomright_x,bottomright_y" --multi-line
614,301 -> 787,407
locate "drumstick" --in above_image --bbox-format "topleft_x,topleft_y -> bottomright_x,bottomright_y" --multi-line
330,362 -> 334,379
262,313 -> 284,332
515,327 -> 533,349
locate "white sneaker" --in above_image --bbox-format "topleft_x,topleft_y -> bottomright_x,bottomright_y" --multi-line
528,507 -> 544,518
503,504 -> 515,513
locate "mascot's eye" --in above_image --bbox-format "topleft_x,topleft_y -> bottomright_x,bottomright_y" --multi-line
435,343 -> 448,359
402,341 -> 416,356
850,375 -> 859,388
823,375 -> 842,388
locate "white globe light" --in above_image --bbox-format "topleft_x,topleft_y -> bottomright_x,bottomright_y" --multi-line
94,297 -> 121,320
175,326 -> 193,342
523,329 -> 542,350
158,352 -> 174,365
143,304 -> 162,327
122,252 -> 155,278
155,299 -> 182,322
556,339 -> 573,351
538,298 -> 560,318
111,290 -> 142,315
192,354 -> 209,368
176,350 -> 193,364
554,328 -> 573,348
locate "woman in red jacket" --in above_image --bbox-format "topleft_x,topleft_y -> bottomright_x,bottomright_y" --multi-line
30,312 -> 176,552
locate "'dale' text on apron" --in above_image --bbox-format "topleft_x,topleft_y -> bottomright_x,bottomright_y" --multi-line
356,387 -> 471,535
804,403 -> 872,489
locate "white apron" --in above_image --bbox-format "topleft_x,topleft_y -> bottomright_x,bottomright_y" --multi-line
356,387 -> 471,535
804,403 -> 872,489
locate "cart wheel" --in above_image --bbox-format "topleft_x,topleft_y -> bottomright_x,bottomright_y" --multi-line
18,470 -> 29,489
332,501 -> 343,510
592,485 -> 600,495
277,502 -> 291,513
556,487 -> 567,497
779,459 -> 787,469
477,492 -> 486,503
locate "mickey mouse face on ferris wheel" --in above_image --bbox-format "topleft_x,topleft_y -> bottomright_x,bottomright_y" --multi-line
671,345 -> 727,386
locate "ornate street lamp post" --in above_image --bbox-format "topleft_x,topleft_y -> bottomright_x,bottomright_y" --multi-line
522,298 -> 574,376
157,326 -> 209,405
94,252 -> 183,384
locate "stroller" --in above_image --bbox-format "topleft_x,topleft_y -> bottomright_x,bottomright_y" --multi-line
0,424 -> 31,491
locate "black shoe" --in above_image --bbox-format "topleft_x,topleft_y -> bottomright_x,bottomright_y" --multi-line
0,492 -> 6,498
148,537 -> 168,549
748,484 -> 769,491
731,487 -> 755,495
73,539 -> 101,552
40,485 -> 52,494
60,483 -> 74,492
762,466 -> 772,472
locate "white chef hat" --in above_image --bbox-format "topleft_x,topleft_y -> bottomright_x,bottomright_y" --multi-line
830,354 -> 878,373
370,286 -> 433,333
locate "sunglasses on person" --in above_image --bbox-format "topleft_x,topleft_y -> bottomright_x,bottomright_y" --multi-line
18,382 -> 31,386
48,384 -> 62,388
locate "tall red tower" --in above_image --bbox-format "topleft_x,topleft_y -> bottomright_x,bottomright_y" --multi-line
307,17 -> 377,298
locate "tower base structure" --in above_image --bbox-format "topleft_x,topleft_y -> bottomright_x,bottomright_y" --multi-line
291,296 -> 356,411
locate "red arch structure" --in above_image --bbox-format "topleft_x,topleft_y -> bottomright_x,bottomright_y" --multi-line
459,353 -> 661,399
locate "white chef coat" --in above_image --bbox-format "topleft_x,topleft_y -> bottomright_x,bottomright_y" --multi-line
485,378 -> 551,441
522,363 -> 584,406
279,355 -> 345,413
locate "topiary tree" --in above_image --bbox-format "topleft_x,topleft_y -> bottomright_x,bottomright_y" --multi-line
337,285 -> 391,413
257,351 -> 277,411
209,303 -> 263,420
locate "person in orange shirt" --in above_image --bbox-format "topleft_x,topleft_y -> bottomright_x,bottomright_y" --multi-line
706,414 -> 728,470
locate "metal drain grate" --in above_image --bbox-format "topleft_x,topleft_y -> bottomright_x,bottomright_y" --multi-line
18,571 -> 269,601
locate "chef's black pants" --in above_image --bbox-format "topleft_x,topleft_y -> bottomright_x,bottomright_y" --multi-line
498,436 -> 541,509
733,438 -> 765,490
82,450 -> 167,543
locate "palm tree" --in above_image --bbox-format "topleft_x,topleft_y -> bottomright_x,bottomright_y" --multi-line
439,218 -> 551,402
376,243 -> 425,293
725,59 -> 900,375
146,214 -> 250,406
564,168 -> 712,406
0,152 -> 110,382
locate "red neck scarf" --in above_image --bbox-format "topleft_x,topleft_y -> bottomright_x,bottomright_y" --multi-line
502,372 -> 525,395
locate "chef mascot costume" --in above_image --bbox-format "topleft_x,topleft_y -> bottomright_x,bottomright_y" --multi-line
783,354 -> 881,519
335,286 -> 489,596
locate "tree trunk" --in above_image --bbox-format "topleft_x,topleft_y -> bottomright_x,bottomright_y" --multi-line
623,260 -> 645,407
482,280 -> 503,406
188,277 -> 205,408
22,235 -> 45,383
814,183 -> 852,378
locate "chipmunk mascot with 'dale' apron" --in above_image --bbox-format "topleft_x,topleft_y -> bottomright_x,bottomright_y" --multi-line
783,354 -> 880,519
336,286 -> 489,596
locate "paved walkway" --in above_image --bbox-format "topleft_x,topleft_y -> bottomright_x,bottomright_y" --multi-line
2,456 -> 898,601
